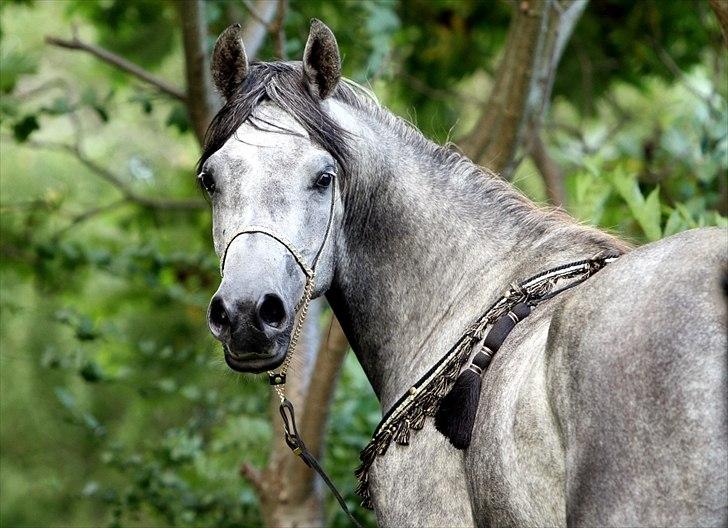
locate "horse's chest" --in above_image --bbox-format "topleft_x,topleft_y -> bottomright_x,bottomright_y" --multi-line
368,316 -> 566,527
369,427 -> 476,527
465,319 -> 567,527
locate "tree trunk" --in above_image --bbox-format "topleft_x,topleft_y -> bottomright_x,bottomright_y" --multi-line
177,0 -> 219,144
710,0 -> 728,47
460,0 -> 587,180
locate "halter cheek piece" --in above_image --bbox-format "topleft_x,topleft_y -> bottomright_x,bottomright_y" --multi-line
217,173 -> 364,527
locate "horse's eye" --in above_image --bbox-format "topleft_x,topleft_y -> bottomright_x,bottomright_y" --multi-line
315,171 -> 334,188
198,172 -> 216,195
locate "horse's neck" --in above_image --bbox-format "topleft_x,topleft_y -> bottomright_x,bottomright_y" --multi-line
326,101 -> 621,411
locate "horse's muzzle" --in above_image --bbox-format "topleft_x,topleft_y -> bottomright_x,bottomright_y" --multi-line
207,289 -> 292,373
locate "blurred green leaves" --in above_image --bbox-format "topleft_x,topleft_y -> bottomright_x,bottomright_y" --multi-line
65,0 -> 178,69
0,49 -> 37,94
607,166 -> 663,241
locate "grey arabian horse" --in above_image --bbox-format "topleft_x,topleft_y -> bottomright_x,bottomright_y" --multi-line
199,20 -> 727,527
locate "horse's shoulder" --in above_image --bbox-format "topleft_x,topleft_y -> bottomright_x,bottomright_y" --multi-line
545,225 -> 727,425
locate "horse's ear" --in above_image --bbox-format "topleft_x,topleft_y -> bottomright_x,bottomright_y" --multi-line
303,19 -> 341,100
211,23 -> 249,101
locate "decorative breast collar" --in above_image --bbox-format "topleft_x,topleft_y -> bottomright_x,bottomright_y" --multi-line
354,251 -> 620,509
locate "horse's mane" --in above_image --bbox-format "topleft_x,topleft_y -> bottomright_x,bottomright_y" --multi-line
199,61 -> 624,252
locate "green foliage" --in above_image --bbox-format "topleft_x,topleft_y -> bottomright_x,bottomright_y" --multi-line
551,71 -> 727,243
0,1 -> 725,527
556,0 -> 723,113
0,48 -> 37,94
66,0 -> 178,68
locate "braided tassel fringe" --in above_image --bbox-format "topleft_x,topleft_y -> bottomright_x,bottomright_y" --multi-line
353,339 -> 474,508
435,302 -> 531,449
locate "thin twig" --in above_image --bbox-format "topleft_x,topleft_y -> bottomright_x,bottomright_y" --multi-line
240,0 -> 280,60
239,462 -> 266,494
530,133 -> 565,206
52,199 -> 128,239
271,0 -> 289,60
13,136 -> 205,211
397,68 -> 486,106
14,78 -> 70,100
242,0 -> 271,28
45,35 -> 186,101
656,45 -> 721,115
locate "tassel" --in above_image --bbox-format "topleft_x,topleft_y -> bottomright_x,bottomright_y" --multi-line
435,302 -> 531,449
410,405 -> 426,430
377,429 -> 394,456
433,366 -> 483,449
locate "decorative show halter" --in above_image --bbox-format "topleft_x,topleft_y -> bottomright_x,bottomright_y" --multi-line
217,172 -> 366,526
218,172 -> 619,522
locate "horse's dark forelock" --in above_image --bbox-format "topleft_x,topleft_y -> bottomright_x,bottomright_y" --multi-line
197,61 -> 357,180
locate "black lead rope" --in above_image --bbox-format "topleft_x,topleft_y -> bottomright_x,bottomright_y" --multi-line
279,399 -> 365,528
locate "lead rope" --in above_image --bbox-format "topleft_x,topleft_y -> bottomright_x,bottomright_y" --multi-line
219,176 -> 364,527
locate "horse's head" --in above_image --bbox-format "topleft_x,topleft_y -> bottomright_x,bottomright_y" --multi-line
200,20 -> 347,373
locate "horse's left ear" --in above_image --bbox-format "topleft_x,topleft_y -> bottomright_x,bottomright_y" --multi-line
303,19 -> 341,100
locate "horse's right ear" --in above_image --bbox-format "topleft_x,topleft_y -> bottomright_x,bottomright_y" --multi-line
211,24 -> 249,101
303,19 -> 341,100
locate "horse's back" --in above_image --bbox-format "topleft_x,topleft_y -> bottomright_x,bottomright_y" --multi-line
548,227 -> 728,526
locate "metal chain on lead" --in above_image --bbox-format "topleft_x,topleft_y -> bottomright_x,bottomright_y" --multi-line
270,274 -> 316,402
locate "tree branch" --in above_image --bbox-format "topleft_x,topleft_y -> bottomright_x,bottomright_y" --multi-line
460,0 -> 588,178
45,36 -> 186,101
241,0 -> 280,60
240,462 -> 266,495
710,0 -> 728,47
177,0 -> 220,145
51,199 -> 129,239
271,0 -> 289,60
15,137 -> 205,211
656,45 -> 721,115
530,133 -> 565,206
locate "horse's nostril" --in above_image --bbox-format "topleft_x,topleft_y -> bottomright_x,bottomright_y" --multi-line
257,293 -> 287,329
209,295 -> 230,336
